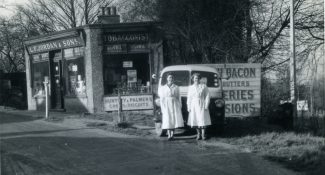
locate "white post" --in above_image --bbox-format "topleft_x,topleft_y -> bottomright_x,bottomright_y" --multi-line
44,76 -> 49,119
290,0 -> 297,120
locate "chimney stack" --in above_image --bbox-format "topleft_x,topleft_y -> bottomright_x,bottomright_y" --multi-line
98,6 -> 120,24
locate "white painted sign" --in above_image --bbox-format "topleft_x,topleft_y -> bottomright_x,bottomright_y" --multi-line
297,100 -> 308,111
104,95 -> 154,111
123,61 -> 133,68
206,63 -> 261,117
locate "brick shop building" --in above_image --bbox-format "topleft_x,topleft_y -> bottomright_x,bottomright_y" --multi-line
24,7 -> 164,113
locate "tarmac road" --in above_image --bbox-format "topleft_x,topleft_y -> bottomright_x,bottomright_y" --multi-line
0,113 -> 298,175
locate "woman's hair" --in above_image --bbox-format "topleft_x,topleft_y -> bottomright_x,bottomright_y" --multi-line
166,73 -> 174,79
191,73 -> 201,80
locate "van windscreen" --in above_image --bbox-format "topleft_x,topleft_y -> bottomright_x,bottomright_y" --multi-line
191,71 -> 219,87
161,71 -> 190,86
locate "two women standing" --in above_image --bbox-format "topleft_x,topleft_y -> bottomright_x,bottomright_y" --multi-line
159,73 -> 211,141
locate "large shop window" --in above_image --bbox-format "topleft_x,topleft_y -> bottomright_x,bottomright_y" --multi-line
32,53 -> 49,97
64,47 -> 86,96
103,53 -> 150,95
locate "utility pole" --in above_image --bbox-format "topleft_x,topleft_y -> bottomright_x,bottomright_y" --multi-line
290,0 -> 297,121
323,0 -> 325,113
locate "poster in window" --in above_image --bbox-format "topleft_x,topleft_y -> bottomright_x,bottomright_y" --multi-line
127,70 -> 137,83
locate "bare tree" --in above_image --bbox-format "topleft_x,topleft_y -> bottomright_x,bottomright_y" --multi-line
18,0 -> 114,32
0,16 -> 27,73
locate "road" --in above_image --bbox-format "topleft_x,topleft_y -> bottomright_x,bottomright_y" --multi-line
0,113 -> 298,175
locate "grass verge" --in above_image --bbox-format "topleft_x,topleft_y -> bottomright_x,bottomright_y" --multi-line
218,132 -> 325,173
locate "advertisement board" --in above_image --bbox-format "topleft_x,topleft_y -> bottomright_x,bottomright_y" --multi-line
207,63 -> 261,117
104,95 -> 153,111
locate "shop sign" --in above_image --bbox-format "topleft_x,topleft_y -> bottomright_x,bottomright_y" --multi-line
28,37 -> 83,54
128,44 -> 148,52
103,95 -> 154,111
123,61 -> 133,68
103,33 -> 149,43
106,44 -> 127,53
205,63 -> 261,117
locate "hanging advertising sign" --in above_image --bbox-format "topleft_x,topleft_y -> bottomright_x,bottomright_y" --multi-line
205,63 -> 261,117
123,61 -> 133,68
104,95 -> 153,111
127,70 -> 137,83
27,37 -> 83,54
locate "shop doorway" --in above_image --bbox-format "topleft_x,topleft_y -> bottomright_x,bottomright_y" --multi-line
49,50 -> 65,110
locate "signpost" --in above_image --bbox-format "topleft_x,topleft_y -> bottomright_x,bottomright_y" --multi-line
43,76 -> 49,119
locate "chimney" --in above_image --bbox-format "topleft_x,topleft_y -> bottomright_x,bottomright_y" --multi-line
98,6 -> 120,24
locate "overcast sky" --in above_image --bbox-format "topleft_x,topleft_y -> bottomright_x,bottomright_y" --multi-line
0,0 -> 27,17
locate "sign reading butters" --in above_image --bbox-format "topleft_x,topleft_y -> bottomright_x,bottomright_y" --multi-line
104,95 -> 153,111
206,63 -> 261,117
27,37 -> 83,54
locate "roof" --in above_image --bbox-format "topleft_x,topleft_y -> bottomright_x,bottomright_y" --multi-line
161,65 -> 219,73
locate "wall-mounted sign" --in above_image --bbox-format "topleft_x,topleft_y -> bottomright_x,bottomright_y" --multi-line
103,33 -> 149,43
123,61 -> 133,68
204,63 -> 261,117
106,44 -> 127,53
104,95 -> 153,111
128,44 -> 148,52
27,37 -> 83,54
127,70 -> 137,83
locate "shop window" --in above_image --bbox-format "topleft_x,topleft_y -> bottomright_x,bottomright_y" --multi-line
32,53 -> 49,97
103,53 -> 150,95
161,71 -> 190,86
64,47 -> 86,96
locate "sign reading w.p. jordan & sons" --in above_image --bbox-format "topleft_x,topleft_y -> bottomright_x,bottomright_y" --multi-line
103,33 -> 149,43
27,37 -> 83,54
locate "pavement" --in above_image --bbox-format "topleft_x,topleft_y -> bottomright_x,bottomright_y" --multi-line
0,107 -> 301,175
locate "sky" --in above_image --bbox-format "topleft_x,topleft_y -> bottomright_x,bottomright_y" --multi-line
0,0 -> 27,17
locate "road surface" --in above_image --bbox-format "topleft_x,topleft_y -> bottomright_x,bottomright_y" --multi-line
0,113 -> 298,175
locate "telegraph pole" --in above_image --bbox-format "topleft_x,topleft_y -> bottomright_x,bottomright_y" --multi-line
290,0 -> 297,121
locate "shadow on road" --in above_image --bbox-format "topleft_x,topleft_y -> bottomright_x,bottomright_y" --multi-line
0,112 -> 43,124
1,136 -> 232,175
0,128 -> 88,138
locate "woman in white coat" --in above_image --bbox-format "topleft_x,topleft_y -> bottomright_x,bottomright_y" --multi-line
158,73 -> 184,140
187,73 -> 211,140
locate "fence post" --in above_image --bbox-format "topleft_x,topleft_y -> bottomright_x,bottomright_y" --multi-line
117,88 -> 123,123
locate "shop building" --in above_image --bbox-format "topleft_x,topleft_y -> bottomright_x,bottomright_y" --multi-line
24,7 -> 164,113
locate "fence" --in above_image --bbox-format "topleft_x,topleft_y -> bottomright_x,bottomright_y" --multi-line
295,113 -> 325,136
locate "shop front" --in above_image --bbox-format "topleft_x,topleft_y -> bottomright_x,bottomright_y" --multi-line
24,8 -> 163,113
25,31 -> 87,112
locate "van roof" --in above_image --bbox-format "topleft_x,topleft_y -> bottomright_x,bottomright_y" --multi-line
161,65 -> 218,73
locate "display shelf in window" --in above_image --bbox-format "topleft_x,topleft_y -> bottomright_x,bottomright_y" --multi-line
31,54 -> 49,97
66,56 -> 86,97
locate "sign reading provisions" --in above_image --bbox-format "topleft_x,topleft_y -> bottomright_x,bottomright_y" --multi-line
104,95 -> 153,111
206,63 -> 261,117
28,37 -> 83,54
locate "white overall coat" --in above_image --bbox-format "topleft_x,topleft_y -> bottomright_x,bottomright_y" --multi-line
158,84 -> 184,129
187,84 -> 211,127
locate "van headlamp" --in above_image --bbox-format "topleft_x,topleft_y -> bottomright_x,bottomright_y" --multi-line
215,99 -> 224,108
